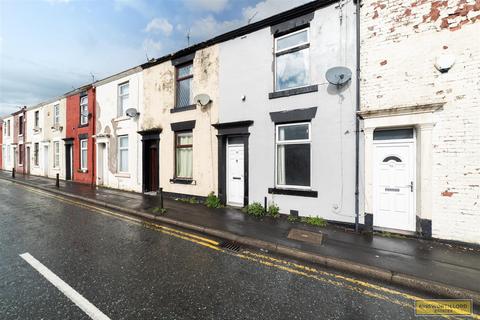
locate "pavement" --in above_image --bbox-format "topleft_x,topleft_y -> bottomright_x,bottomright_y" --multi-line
1,179 -> 454,319
1,170 -> 480,305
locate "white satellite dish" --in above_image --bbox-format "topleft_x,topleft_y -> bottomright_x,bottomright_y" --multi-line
194,94 -> 211,107
125,108 -> 140,118
325,66 -> 352,86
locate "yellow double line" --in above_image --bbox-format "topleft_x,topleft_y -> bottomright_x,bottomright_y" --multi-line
16,183 -> 480,319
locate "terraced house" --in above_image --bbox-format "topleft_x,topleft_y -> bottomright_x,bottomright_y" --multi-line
12,107 -> 27,175
1,115 -> 14,171
25,105 -> 45,177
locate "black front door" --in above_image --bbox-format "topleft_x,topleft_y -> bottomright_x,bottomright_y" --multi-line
65,144 -> 72,181
143,139 -> 159,192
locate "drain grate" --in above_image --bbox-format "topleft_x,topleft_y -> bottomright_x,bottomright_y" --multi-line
218,240 -> 241,252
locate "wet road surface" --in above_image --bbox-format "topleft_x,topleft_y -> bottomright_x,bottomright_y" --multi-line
0,180 -> 467,319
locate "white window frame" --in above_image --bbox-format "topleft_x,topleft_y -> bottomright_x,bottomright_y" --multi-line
117,135 -> 129,173
117,82 -> 130,117
53,104 -> 60,126
80,139 -> 88,170
53,141 -> 60,168
34,110 -> 40,128
18,116 -> 24,136
275,122 -> 312,190
80,96 -> 89,125
274,28 -> 310,92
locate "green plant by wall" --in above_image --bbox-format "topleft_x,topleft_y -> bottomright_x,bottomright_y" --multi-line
287,215 -> 299,222
204,192 -> 223,208
267,202 -> 280,218
301,216 -> 327,227
152,207 -> 167,215
243,202 -> 265,217
176,197 -> 198,204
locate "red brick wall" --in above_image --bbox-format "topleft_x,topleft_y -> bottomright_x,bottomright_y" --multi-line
65,87 -> 96,185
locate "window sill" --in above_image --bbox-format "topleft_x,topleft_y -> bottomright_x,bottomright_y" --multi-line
78,123 -> 89,128
114,116 -> 130,122
268,187 -> 318,198
170,178 -> 195,185
115,172 -> 131,178
52,167 -> 60,171
170,105 -> 196,113
77,169 -> 88,173
269,84 -> 318,99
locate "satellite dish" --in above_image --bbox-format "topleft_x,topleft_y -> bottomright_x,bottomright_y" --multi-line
325,66 -> 352,86
194,94 -> 211,107
125,108 -> 139,118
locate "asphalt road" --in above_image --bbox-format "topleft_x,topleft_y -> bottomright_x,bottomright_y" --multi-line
0,179 -> 455,319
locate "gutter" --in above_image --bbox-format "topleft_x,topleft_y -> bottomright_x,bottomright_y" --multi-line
354,0 -> 361,232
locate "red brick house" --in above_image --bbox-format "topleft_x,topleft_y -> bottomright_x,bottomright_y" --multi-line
12,107 -> 27,174
64,85 -> 96,185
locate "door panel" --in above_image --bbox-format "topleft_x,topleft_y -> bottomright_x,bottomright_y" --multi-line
227,144 -> 244,206
373,142 -> 415,231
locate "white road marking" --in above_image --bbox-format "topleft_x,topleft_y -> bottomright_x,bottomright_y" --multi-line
19,252 -> 110,320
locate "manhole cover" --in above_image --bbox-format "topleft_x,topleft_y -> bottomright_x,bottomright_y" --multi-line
287,228 -> 324,245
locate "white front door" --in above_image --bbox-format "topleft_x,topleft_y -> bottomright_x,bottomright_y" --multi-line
373,141 -> 415,231
97,143 -> 105,185
227,144 -> 244,206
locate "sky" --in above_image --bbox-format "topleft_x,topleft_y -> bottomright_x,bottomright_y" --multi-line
0,0 -> 310,116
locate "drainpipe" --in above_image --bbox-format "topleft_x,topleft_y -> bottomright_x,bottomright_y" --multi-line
354,0 -> 361,232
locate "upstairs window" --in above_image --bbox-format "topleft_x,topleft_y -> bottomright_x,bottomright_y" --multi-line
19,116 -> 24,136
34,111 -> 40,128
175,63 -> 193,108
80,95 -> 89,125
274,28 -> 310,91
118,82 -> 129,117
53,104 -> 60,126
276,122 -> 311,188
7,120 -> 10,136
175,131 -> 193,179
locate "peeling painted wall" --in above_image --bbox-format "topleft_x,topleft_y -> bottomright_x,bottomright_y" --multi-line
142,44 -> 219,197
361,0 -> 480,243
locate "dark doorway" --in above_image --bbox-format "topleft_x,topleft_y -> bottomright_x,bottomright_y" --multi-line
139,129 -> 161,193
64,140 -> 73,181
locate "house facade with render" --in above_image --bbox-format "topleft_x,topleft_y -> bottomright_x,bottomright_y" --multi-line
140,45 -> 219,198
25,105 -> 45,177
43,97 -> 68,179
94,67 -> 144,192
64,85 -> 96,184
359,0 -> 480,243
216,1 -> 359,223
2,115 -> 14,171
12,107 -> 27,175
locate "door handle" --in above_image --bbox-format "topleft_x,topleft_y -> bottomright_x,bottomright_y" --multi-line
233,177 -> 241,180
410,181 -> 413,192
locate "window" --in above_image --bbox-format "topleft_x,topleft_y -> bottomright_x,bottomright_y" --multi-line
19,116 -> 24,135
175,63 -> 193,108
117,82 -> 129,117
53,141 -> 60,168
3,122 -> 5,135
34,111 -> 39,128
175,131 -> 193,179
118,135 -> 128,172
274,28 -> 309,91
53,104 -> 60,126
7,120 -> 10,136
33,143 -> 39,166
276,123 -> 311,188
80,139 -> 88,170
80,95 -> 89,125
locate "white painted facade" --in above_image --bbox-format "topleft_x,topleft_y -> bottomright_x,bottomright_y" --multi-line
25,105 -> 45,176
94,67 -> 144,192
218,2 -> 359,222
360,0 -> 480,243
2,115 -> 15,171
43,98 -> 67,179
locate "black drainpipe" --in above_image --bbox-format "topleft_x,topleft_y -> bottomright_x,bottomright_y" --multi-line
354,0 -> 361,232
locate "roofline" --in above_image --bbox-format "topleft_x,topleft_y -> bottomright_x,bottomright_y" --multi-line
93,65 -> 143,87
64,83 -> 93,97
11,106 -> 27,116
141,0 -> 337,69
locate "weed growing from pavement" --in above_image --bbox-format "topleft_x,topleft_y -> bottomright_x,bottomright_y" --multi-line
152,207 -> 167,215
243,202 -> 265,217
267,203 -> 280,218
301,216 -> 327,227
204,192 -> 223,208
176,197 -> 198,204
287,215 -> 299,222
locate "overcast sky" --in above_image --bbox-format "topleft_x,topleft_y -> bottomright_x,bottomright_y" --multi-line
0,0 -> 309,116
